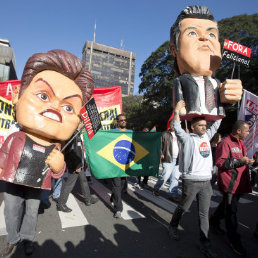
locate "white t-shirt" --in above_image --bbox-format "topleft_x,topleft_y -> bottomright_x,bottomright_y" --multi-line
191,134 -> 212,179
171,132 -> 179,159
193,76 -> 218,115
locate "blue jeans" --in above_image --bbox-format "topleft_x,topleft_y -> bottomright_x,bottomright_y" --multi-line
52,178 -> 63,199
154,159 -> 179,197
4,183 -> 41,244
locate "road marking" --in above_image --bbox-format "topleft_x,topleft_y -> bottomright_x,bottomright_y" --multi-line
127,181 -> 177,213
90,178 -> 145,220
0,201 -> 7,236
239,198 -> 253,204
58,194 -> 88,229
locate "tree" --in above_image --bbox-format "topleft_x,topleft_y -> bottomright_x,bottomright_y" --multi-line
122,95 -> 146,131
138,41 -> 176,131
138,13 -> 258,133
216,13 -> 258,95
216,14 -> 258,134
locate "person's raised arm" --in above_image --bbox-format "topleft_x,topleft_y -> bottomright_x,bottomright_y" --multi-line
174,100 -> 185,121
173,100 -> 188,143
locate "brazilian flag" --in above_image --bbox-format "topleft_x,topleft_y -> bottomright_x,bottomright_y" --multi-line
83,130 -> 161,179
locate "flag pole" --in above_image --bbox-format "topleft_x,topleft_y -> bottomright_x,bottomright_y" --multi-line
89,19 -> 96,72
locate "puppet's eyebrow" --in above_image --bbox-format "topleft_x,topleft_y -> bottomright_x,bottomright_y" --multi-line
35,78 -> 55,96
63,94 -> 82,101
34,78 -> 82,101
182,26 -> 197,33
182,26 -> 218,34
206,27 -> 218,32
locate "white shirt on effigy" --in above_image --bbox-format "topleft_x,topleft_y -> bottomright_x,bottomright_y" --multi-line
193,76 -> 218,115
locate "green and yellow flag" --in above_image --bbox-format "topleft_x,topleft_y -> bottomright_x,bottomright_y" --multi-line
83,130 -> 161,179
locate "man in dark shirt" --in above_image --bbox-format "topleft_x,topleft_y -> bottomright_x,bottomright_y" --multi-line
57,122 -> 99,212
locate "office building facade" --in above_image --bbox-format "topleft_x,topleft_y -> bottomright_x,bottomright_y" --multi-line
82,41 -> 135,95
0,39 -> 17,81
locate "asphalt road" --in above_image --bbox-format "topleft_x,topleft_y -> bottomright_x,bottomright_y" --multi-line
0,178 -> 258,258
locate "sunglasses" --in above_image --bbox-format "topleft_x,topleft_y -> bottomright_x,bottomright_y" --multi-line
119,119 -> 126,122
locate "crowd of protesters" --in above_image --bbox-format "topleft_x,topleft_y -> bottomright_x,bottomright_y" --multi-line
0,106 -> 257,257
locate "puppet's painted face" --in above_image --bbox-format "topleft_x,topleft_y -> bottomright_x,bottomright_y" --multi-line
14,70 -> 83,141
172,18 -> 221,76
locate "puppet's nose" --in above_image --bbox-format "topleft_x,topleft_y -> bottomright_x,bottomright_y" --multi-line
199,34 -> 208,41
51,99 -> 61,110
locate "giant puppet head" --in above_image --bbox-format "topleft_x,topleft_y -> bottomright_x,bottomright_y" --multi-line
12,49 -> 94,141
170,5 -> 242,121
170,5 -> 221,76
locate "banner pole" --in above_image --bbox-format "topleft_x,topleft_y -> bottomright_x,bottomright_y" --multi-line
231,62 -> 236,79
60,126 -> 85,153
237,64 -> 241,117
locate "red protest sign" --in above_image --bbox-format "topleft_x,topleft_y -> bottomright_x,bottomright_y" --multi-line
223,39 -> 251,57
223,39 -> 252,67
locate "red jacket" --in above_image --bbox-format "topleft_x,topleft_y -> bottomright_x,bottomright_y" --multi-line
216,134 -> 251,194
0,131 -> 65,190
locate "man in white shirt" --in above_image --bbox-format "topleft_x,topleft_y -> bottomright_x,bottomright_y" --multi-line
169,100 -> 221,258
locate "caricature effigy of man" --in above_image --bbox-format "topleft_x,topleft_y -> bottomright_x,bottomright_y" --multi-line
0,49 -> 94,256
170,5 -> 242,121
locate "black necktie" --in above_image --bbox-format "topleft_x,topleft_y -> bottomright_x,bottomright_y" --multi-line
204,76 -> 215,112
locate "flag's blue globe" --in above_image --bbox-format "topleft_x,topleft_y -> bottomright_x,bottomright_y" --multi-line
113,140 -> 136,165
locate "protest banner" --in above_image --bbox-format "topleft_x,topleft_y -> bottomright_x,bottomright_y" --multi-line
0,96 -> 15,147
92,86 -> 122,130
83,130 -> 161,178
238,90 -> 258,158
0,80 -> 20,101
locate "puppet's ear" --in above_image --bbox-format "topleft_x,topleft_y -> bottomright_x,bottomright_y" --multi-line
12,85 -> 21,105
170,43 -> 177,57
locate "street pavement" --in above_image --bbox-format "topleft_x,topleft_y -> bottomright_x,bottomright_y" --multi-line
0,177 -> 258,258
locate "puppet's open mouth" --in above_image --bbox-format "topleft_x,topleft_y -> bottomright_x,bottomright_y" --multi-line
41,109 -> 62,122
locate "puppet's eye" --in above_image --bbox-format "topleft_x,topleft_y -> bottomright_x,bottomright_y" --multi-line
37,93 -> 49,102
208,33 -> 216,39
62,105 -> 74,114
188,31 -> 197,37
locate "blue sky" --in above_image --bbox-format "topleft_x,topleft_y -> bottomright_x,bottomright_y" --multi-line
1,0 -> 257,95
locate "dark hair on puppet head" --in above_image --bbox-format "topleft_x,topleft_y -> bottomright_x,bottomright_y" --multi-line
20,49 -> 94,106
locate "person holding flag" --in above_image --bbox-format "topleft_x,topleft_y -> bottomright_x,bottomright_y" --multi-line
110,114 -> 132,218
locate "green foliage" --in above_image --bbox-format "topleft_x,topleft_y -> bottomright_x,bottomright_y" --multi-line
137,41 -> 176,131
139,41 -> 175,105
217,13 -> 258,95
216,14 -> 258,134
